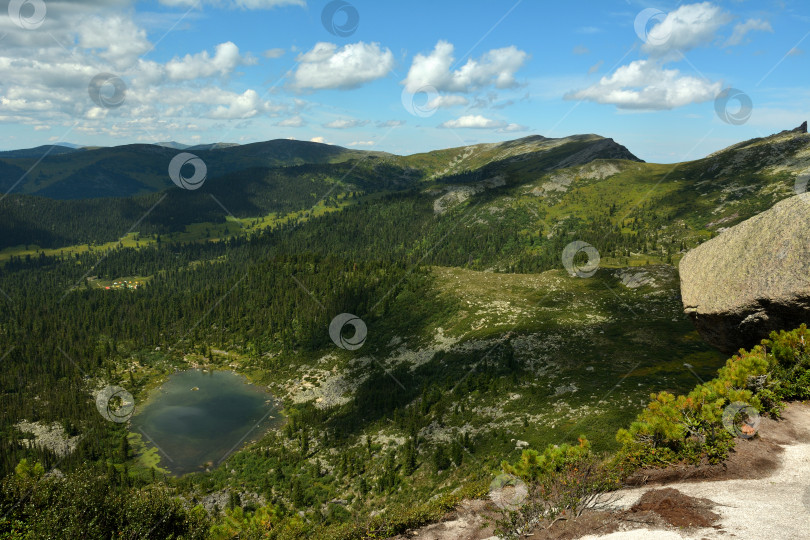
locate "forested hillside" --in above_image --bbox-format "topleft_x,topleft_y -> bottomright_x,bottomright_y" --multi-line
1,128 -> 809,538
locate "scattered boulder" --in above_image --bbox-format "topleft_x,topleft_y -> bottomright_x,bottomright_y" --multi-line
680,194 -> 810,354
617,268 -> 655,289
44,469 -> 65,480
510,439 -> 529,450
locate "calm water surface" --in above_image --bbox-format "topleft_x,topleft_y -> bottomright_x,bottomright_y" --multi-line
132,369 -> 281,475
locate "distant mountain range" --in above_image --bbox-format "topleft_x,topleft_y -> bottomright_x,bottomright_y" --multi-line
0,139 -> 378,199
154,141 -> 241,151
0,135 -> 637,200
0,141 -> 241,158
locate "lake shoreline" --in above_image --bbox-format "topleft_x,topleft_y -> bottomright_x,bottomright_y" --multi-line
129,369 -> 284,476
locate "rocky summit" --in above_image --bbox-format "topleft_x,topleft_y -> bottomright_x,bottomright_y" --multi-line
680,194 -> 810,354
779,120 -> 808,135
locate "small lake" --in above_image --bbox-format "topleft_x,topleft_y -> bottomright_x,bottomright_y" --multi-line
131,369 -> 281,475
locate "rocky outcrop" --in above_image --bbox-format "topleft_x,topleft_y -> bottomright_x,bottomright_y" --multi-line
680,194 -> 810,354
553,137 -> 645,169
778,120 -> 807,136
15,420 -> 82,457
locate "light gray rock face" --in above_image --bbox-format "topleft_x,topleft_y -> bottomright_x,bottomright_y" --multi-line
680,194 -> 810,354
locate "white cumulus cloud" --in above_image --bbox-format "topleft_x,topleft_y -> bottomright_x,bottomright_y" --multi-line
77,15 -> 152,69
567,3 -> 754,111
166,42 -> 254,80
403,40 -> 529,93
642,2 -> 732,56
291,42 -> 394,90
565,59 -> 722,110
439,115 -> 508,129
427,95 -> 469,108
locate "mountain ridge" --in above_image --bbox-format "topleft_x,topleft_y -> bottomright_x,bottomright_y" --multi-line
0,134 -> 640,200
1,126 -> 808,255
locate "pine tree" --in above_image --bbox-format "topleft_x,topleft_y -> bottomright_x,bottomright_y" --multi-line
301,430 -> 309,456
450,440 -> 463,467
119,434 -> 129,461
432,444 -> 450,471
402,438 -> 417,476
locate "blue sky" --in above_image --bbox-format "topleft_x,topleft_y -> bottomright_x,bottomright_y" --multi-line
0,0 -> 808,162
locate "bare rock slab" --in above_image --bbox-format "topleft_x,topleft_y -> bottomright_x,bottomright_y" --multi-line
680,194 -> 810,354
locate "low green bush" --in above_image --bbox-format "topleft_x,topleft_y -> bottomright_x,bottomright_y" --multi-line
500,437 -> 591,482
0,464 -> 209,539
494,439 -> 621,539
617,325 -> 810,468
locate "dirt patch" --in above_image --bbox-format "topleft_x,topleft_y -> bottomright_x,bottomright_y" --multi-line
522,512 -> 619,540
624,488 -> 718,528
582,401 -> 810,539
624,438 -> 783,486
